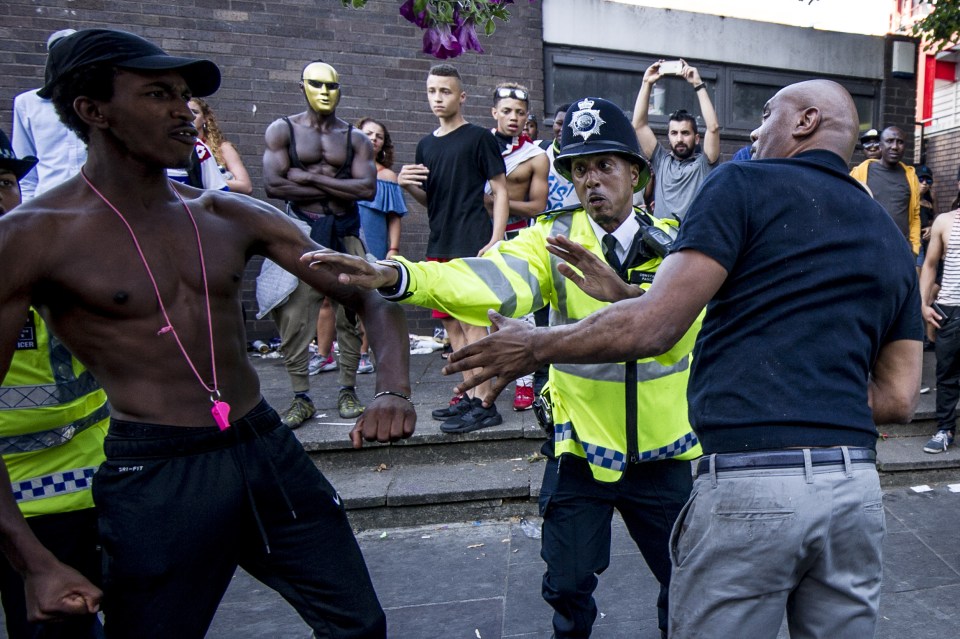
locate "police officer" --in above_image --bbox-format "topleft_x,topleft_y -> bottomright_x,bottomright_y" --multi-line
0,129 -> 106,636
306,97 -> 701,639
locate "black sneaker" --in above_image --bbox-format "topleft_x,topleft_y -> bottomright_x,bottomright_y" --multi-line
431,395 -> 473,420
441,401 -> 503,434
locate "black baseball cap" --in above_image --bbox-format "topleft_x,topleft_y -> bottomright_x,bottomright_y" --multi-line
38,29 -> 220,99
0,130 -> 38,181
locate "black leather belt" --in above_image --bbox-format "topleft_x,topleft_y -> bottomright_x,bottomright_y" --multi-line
695,448 -> 876,477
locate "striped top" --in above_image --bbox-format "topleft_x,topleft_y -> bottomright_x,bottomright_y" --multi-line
939,213 -> 960,305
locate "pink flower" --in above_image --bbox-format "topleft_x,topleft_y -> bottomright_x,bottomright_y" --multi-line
400,0 -> 430,28
422,24 -> 463,59
453,18 -> 484,54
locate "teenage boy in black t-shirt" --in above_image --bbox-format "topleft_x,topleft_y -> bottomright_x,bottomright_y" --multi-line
398,64 -> 508,432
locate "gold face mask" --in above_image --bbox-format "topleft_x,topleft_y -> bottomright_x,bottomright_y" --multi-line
301,62 -> 341,114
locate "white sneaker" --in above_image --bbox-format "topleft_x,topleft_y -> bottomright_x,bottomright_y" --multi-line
308,354 -> 337,375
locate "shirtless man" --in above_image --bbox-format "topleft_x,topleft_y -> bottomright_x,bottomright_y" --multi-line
263,60 -> 374,425
0,29 -> 414,637
484,83 -> 548,411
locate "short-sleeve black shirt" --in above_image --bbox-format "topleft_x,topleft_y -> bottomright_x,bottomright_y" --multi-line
415,123 -> 505,258
672,150 -> 922,453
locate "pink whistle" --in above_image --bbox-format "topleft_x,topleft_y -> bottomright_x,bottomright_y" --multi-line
211,400 -> 232,431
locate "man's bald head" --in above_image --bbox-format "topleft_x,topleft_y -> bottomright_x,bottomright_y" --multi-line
751,79 -> 859,161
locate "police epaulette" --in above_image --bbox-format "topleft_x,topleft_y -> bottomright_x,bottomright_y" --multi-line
539,203 -> 582,221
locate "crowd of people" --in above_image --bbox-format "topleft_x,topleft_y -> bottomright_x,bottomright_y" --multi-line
0,22 -> 948,639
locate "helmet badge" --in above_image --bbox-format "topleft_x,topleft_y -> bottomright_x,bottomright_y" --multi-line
569,98 -> 605,142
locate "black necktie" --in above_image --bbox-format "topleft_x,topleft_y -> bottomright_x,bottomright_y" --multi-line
602,234 -> 622,273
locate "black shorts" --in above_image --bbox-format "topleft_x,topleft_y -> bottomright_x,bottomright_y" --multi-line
94,399 -> 385,639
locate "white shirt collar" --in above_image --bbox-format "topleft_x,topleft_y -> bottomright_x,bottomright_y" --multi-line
586,211 -> 640,262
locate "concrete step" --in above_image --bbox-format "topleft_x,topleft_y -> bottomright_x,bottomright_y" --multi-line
251,349 -> 960,525
294,408 -> 546,469
327,457 -> 546,530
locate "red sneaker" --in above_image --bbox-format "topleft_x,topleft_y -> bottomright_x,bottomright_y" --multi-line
513,385 -> 535,411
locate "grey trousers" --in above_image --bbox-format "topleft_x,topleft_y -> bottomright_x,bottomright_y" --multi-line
270,235 -> 364,393
668,449 -> 884,639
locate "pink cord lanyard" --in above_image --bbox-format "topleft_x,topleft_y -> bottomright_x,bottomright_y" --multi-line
81,170 -> 232,430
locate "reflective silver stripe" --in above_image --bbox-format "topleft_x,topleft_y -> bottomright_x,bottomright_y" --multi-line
547,213 -> 574,325
463,259 -> 520,317
553,357 -> 689,383
0,403 -> 110,455
0,371 -> 101,410
12,466 -> 97,504
501,253 -> 544,312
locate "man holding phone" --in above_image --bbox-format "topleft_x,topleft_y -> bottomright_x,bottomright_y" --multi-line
632,59 -> 720,222
921,208 -> 960,453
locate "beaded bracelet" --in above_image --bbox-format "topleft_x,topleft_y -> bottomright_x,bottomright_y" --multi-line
372,390 -> 414,405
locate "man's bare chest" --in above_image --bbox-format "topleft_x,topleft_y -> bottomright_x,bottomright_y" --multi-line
293,128 -> 350,172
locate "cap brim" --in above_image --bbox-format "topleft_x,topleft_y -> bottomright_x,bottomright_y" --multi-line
117,56 -> 221,97
0,156 -> 39,181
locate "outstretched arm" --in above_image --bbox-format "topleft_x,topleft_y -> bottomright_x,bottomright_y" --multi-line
682,60 -> 720,164
253,204 -> 415,446
443,248 -> 727,404
632,61 -> 663,159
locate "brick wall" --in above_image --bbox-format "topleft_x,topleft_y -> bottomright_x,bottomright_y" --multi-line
0,0 -> 544,339
921,128 -> 960,213
882,34 -> 921,162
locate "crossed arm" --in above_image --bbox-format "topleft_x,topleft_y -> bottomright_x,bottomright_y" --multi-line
262,119 -> 376,203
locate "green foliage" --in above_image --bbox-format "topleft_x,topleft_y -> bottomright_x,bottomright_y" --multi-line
912,0 -> 960,52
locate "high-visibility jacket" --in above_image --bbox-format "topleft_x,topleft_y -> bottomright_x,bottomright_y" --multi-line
0,308 -> 108,517
395,207 -> 701,482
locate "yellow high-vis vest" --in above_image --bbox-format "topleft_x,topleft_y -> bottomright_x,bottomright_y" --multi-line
1,308 -> 108,517
397,207 -> 702,482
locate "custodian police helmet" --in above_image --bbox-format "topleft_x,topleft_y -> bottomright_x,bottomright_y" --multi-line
554,97 -> 650,193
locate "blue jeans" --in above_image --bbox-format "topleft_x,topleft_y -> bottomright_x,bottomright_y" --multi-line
668,449 -> 884,639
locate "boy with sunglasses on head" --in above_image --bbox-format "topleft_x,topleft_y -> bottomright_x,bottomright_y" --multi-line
484,83 -> 549,411
399,64 -> 509,432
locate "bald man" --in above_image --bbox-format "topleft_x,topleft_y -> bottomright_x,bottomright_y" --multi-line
444,80 -> 923,637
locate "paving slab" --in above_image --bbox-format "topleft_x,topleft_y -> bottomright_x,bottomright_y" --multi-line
203,484 -> 960,639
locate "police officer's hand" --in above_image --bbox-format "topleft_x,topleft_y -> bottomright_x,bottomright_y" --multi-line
443,310 -> 541,406
546,234 -> 643,303
302,251 -> 399,290
25,559 -> 101,621
351,394 -> 416,448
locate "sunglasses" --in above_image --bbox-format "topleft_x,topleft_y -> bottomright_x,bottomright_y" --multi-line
495,87 -> 528,101
919,177 -> 933,184
863,142 -> 880,150
304,80 -> 340,90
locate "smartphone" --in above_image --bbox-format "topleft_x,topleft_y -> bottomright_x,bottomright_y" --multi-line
659,60 -> 683,76
932,301 -> 949,323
